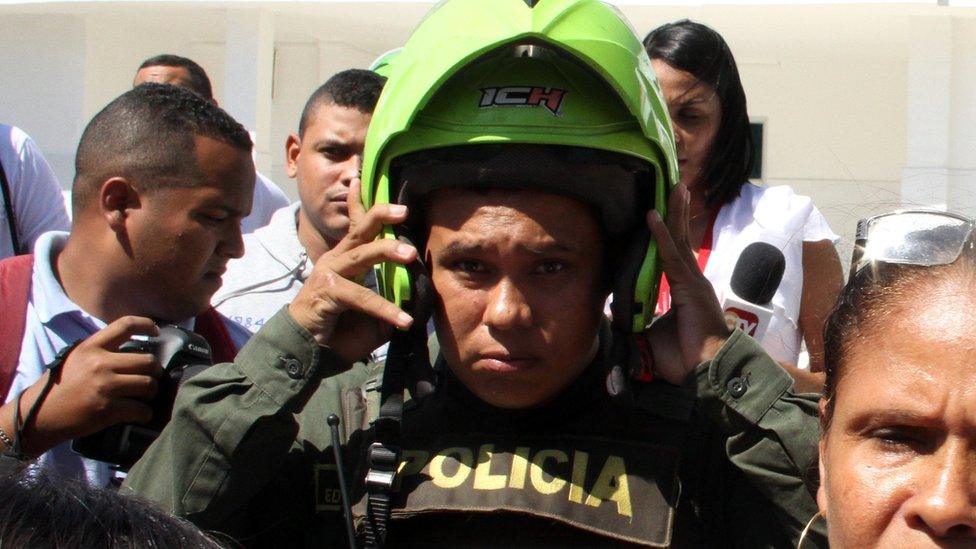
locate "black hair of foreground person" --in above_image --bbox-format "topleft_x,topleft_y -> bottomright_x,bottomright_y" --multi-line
0,465 -> 226,548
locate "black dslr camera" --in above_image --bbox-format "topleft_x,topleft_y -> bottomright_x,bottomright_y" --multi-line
72,326 -> 213,470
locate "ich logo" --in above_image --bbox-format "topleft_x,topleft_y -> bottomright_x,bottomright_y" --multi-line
479,86 -> 567,116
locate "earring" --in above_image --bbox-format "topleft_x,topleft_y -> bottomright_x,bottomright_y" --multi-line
797,510 -> 826,549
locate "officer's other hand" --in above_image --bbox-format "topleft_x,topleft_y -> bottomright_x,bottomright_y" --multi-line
644,183 -> 731,385
18,316 -> 162,455
289,180 -> 416,363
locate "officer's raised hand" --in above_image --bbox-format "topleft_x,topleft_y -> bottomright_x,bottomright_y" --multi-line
644,183 -> 732,385
288,180 -> 416,363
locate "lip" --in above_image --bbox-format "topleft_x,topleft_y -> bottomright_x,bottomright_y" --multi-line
204,266 -> 226,282
475,351 -> 540,373
329,193 -> 349,204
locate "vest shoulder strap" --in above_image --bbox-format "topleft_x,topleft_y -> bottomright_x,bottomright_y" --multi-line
193,307 -> 238,364
0,254 -> 34,402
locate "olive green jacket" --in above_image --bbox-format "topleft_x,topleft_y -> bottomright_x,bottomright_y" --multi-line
124,309 -> 826,547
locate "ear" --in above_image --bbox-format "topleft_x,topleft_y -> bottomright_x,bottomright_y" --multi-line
816,398 -> 829,518
285,133 -> 301,178
99,177 -> 139,230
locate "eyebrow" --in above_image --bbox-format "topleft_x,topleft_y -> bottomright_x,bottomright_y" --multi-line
671,83 -> 717,106
312,137 -> 348,148
848,408 -> 942,432
200,202 -> 245,218
438,239 -> 579,256
312,134 -> 361,149
522,241 -> 578,255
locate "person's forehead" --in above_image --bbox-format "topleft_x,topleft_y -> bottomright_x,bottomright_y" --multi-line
306,102 -> 371,136
650,59 -> 716,105
427,187 -> 587,209
424,187 -> 600,238
134,65 -> 192,86
191,134 -> 253,174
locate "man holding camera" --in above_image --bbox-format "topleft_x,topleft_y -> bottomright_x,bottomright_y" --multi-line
0,83 -> 254,485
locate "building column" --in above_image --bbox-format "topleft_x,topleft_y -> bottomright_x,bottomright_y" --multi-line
947,18 -> 976,215
224,9 -> 275,175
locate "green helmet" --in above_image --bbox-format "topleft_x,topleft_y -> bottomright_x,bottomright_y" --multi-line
369,47 -> 402,78
362,0 -> 677,341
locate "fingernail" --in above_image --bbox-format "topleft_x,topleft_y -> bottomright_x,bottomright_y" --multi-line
389,204 -> 407,215
396,243 -> 414,256
397,312 -> 414,327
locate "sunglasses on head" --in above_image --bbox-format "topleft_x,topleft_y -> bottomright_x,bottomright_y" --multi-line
850,209 -> 976,282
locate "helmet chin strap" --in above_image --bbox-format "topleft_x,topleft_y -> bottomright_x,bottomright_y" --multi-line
364,233 -> 435,548
605,222 -> 655,406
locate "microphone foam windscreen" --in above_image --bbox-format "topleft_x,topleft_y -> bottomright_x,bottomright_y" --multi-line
729,242 -> 786,305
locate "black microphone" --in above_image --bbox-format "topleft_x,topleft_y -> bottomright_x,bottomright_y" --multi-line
721,242 -> 786,341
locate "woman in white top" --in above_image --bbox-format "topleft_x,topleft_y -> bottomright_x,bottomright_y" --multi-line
644,20 -> 844,392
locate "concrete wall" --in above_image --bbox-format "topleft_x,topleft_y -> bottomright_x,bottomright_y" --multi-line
0,14 -> 87,187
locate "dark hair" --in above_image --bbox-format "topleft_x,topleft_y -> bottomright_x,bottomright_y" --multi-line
821,253 -> 976,429
0,465 -> 226,548
72,83 -> 252,215
644,20 -> 754,208
298,69 -> 386,136
138,54 -> 215,101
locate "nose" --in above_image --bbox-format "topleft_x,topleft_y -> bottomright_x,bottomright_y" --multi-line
340,154 -> 363,186
906,442 -> 976,540
222,223 -> 245,259
672,124 -> 685,150
483,278 -> 532,331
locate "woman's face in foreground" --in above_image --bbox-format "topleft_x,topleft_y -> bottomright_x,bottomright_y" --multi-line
819,285 -> 976,547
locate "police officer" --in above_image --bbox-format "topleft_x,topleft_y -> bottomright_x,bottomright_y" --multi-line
124,1 -> 825,546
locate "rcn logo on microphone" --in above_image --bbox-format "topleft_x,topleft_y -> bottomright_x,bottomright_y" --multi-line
725,307 -> 760,336
478,86 -> 567,116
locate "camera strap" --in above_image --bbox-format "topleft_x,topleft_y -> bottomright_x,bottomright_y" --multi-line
0,340 -> 78,466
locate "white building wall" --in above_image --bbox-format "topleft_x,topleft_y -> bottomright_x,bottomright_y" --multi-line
0,14 -> 87,187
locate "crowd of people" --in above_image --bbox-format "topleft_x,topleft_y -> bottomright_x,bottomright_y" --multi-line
0,0 -> 972,547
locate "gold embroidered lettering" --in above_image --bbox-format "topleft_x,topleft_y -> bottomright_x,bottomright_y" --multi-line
473,444 -> 506,490
529,449 -> 568,495
568,451 -> 588,503
430,447 -> 473,488
398,450 -> 430,478
584,455 -> 632,518
508,446 -> 530,489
